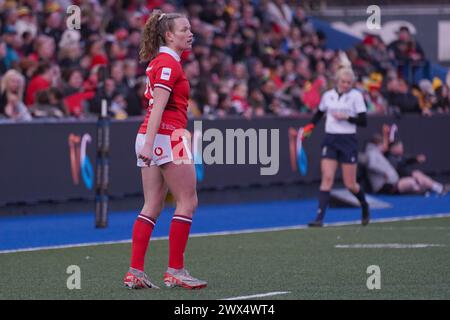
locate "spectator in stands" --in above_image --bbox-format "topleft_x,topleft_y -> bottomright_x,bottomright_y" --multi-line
105,37 -> 128,61
260,78 -> 277,114
126,28 -> 142,61
58,30 -> 84,70
248,88 -> 267,117
110,91 -> 128,119
31,88 -> 65,118
25,62 -> 54,106
216,92 -> 236,118
366,87 -> 388,115
270,95 -> 294,116
63,68 -> 85,96
364,133 -> 400,194
126,76 -> 148,117
386,140 -> 449,195
301,75 -> 326,112
80,4 -> 104,41
388,26 -> 429,83
110,60 -> 129,98
0,69 -> 32,121
90,78 -> 126,119
232,62 -> 249,83
267,0 -> 293,35
123,59 -> 138,90
43,8 -> 64,46
363,74 -> 388,114
15,7 -> 38,40
413,79 -> 436,116
21,30 -> 35,57
358,34 -> 393,76
231,82 -> 251,116
363,125 -> 450,195
292,5 -> 314,33
0,40 -> 8,74
202,86 -> 220,118
247,58 -> 268,91
29,35 -> 56,63
86,39 -> 108,70
432,77 -> 450,114
62,67 -> 95,117
0,0 -> 448,121
386,77 -> 420,114
388,26 -> 424,63
1,26 -> 20,70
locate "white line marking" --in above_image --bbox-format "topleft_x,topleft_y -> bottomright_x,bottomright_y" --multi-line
0,240 -> 133,254
222,291 -> 291,300
335,244 -> 446,249
357,227 -> 450,230
1,212 -> 450,254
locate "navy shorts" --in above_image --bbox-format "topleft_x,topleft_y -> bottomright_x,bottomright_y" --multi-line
321,134 -> 358,164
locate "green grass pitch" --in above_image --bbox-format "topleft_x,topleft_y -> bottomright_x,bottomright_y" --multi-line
1,217 -> 449,300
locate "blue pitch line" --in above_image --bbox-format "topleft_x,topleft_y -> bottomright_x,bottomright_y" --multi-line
0,195 -> 449,252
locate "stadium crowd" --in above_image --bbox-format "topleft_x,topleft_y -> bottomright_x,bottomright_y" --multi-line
1,0 -> 450,121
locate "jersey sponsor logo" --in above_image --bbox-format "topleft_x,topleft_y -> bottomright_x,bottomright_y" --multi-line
155,155 -> 169,162
161,67 -> 172,81
161,122 -> 177,131
154,147 -> 163,157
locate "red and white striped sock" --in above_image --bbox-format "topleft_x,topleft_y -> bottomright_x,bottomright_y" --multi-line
130,214 -> 156,272
168,214 -> 192,270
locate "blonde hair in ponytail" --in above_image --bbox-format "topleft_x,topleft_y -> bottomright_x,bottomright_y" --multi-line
139,10 -> 184,62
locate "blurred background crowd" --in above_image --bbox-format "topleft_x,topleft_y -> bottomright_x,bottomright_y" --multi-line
1,0 -> 450,121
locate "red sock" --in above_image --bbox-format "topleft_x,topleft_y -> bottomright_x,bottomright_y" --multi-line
168,215 -> 192,270
130,214 -> 156,271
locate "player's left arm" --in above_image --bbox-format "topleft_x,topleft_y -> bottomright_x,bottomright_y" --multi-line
346,91 -> 367,127
347,112 -> 367,127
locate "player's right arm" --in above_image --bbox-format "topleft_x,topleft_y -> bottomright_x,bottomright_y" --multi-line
138,61 -> 180,166
138,87 -> 170,166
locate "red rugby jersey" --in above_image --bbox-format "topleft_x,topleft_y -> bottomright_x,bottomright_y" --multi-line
138,46 -> 190,135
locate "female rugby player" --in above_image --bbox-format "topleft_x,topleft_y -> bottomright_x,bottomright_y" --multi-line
123,11 -> 207,290
304,55 -> 370,227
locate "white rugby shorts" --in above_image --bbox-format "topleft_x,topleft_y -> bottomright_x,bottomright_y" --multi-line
135,133 -> 192,167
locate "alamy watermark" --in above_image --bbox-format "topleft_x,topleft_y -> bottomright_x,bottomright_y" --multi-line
366,5 -> 381,30
66,5 -> 81,30
66,265 -> 81,290
366,265 -> 381,290
172,121 -> 280,176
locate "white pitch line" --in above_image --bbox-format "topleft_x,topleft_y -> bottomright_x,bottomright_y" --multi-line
0,239 -> 133,254
335,243 -> 446,249
1,212 -> 450,255
321,213 -> 450,227
222,291 -> 291,300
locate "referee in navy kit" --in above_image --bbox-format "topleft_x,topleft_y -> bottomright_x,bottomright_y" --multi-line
302,54 -> 370,227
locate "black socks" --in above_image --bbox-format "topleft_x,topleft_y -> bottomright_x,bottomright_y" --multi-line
316,190 -> 331,221
352,188 -> 368,207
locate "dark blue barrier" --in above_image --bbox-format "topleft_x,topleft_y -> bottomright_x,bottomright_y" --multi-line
0,115 -> 449,206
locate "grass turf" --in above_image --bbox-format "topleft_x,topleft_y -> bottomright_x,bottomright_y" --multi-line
1,217 -> 449,300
